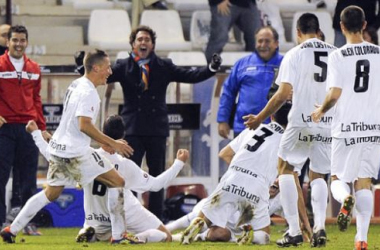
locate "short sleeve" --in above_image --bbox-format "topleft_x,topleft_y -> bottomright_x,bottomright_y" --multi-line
275,50 -> 297,86
75,90 -> 99,120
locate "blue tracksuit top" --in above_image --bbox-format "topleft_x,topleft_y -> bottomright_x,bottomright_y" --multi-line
217,50 -> 283,133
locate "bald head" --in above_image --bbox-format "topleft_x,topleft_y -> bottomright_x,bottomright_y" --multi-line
0,24 -> 10,47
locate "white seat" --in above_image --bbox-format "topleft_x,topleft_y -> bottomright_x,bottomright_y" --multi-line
88,9 -> 132,51
220,52 -> 251,66
140,10 -> 192,51
190,10 -> 244,52
167,51 -> 207,66
166,0 -> 209,12
73,0 -> 114,10
270,0 -> 317,13
116,51 -> 130,60
292,11 -> 334,45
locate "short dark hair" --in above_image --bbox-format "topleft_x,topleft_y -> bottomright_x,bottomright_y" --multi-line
103,115 -> 125,140
83,49 -> 108,73
340,5 -> 365,33
129,25 -> 156,48
273,102 -> 291,127
297,13 -> 320,34
255,26 -> 279,42
364,27 -> 379,45
8,25 -> 28,40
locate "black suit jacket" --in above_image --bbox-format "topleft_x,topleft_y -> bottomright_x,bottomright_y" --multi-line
107,52 -> 215,137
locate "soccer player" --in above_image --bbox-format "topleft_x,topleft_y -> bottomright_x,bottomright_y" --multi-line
0,49 -> 133,244
24,116 -> 189,244
312,6 -> 380,250
243,13 -> 336,247
180,103 -> 291,246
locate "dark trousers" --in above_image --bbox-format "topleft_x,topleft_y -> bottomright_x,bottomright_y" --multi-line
0,124 -> 39,225
124,135 -> 166,219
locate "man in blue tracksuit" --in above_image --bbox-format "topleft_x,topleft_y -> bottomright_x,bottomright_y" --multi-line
217,26 -> 283,138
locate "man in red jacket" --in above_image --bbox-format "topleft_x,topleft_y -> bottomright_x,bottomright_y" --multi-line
0,25 -> 49,232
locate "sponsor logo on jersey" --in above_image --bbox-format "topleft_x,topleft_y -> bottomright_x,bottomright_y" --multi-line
222,184 -> 260,204
230,165 -> 257,178
341,122 -> 380,133
298,133 -> 332,143
86,213 -> 110,222
49,140 -> 67,151
344,136 -> 380,146
302,114 -> 332,124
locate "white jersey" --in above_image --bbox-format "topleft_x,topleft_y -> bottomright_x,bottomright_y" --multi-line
227,122 -> 284,187
328,42 -> 380,138
48,76 -> 100,158
276,38 -> 336,128
83,148 -> 184,234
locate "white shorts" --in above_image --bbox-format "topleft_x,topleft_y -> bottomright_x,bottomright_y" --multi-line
278,126 -> 331,174
124,190 -> 162,234
201,175 -> 270,231
331,137 -> 380,183
48,147 -> 114,186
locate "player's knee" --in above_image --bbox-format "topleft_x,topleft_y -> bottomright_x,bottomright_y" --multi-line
207,226 -> 231,242
253,230 -> 270,245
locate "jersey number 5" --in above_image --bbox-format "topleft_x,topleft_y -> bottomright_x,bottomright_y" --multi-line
314,51 -> 328,82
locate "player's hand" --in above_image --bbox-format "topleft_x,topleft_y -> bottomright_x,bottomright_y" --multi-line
210,53 -> 222,71
0,115 -> 7,128
243,114 -> 261,130
218,122 -> 230,139
217,0 -> 231,16
176,149 -> 189,163
113,139 -> 134,158
26,120 -> 38,133
42,130 -> 52,142
311,104 -> 324,123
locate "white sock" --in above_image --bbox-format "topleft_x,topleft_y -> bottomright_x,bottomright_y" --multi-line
253,230 -> 270,245
310,178 -> 328,232
198,229 -> 209,241
279,174 -> 301,236
10,191 -> 50,234
165,214 -> 192,232
135,229 -> 167,242
108,188 -> 125,240
330,180 -> 350,204
355,189 -> 372,242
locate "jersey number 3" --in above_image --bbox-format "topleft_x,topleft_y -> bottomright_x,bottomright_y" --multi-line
245,127 -> 273,152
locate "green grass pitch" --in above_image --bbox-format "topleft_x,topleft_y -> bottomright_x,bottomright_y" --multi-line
1,224 -> 379,250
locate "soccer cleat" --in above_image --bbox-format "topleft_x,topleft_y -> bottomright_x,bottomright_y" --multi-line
180,217 -> 205,245
23,223 -> 42,236
276,233 -> 303,247
337,195 -> 355,232
0,226 -> 16,243
237,225 -> 253,246
76,226 -> 95,243
310,229 -> 327,247
111,233 -> 145,245
355,241 -> 368,250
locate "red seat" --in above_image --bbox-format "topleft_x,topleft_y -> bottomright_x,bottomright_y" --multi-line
166,184 -> 208,199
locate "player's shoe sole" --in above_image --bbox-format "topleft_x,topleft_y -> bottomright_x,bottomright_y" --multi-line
237,225 -> 253,246
180,217 -> 205,245
337,195 -> 355,232
0,226 -> 16,243
111,233 -> 145,244
76,226 -> 95,243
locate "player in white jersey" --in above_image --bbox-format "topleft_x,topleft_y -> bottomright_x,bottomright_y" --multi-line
243,14 -> 336,247
180,103 -> 291,246
312,6 -> 380,250
23,116 -> 188,244
0,50 -> 133,244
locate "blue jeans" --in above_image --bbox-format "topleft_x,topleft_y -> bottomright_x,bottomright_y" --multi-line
205,2 -> 262,62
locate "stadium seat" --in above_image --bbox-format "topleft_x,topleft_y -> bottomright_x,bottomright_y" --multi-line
292,10 -> 334,45
72,0 -> 114,10
166,0 -> 209,12
140,10 -> 192,51
220,52 -> 251,66
270,0 -> 317,13
167,51 -> 207,66
190,10 -> 244,52
88,9 -> 132,51
166,184 -> 208,199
